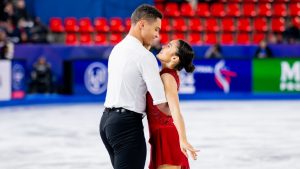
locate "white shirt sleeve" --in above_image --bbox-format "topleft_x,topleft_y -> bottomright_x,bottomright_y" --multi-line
139,53 -> 167,105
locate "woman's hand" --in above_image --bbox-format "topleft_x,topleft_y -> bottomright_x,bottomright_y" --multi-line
180,140 -> 199,160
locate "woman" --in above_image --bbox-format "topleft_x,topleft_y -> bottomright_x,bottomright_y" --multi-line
146,39 -> 199,169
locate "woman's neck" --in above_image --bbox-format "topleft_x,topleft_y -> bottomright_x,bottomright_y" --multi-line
161,63 -> 174,70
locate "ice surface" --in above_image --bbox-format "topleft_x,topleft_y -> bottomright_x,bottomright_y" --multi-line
0,101 -> 300,169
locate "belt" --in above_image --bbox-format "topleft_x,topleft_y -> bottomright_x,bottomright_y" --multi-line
104,107 -> 144,118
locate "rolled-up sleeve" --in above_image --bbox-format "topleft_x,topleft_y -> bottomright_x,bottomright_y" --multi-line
139,53 -> 167,105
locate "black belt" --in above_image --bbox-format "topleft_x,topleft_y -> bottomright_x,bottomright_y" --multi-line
104,107 -> 144,118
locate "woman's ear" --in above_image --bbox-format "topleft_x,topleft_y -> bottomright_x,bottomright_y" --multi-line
171,55 -> 180,64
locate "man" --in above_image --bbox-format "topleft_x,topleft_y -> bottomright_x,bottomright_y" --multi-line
99,4 -> 170,169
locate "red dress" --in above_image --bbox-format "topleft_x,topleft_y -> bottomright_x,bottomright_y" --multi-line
146,68 -> 189,169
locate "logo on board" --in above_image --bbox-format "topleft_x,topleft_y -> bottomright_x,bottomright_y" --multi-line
84,62 -> 108,95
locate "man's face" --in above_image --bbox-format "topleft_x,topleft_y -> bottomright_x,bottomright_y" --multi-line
140,18 -> 161,47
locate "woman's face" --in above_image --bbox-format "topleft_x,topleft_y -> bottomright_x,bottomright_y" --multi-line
157,40 -> 179,64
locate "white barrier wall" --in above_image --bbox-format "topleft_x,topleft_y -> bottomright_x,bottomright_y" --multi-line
0,60 -> 11,101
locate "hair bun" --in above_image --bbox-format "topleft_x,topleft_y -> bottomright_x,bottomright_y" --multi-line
185,63 -> 195,73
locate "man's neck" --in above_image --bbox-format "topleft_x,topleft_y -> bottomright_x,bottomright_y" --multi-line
129,28 -> 143,45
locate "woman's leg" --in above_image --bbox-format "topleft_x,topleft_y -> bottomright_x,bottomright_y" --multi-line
157,164 -> 181,169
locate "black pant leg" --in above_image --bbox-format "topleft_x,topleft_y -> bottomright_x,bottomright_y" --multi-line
99,112 -> 115,167
101,110 -> 146,169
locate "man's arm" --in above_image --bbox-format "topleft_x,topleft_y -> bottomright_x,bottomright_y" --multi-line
139,52 -> 169,110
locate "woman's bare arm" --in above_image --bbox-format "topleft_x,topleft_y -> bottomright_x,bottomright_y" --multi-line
161,73 -> 199,159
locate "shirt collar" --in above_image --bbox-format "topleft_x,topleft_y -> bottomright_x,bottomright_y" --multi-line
126,34 -> 143,47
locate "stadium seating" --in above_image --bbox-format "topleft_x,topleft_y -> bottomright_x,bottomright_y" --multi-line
79,33 -> 92,45
65,33 -> 77,45
94,33 -> 107,45
94,17 -> 109,32
109,17 -> 125,32
64,17 -> 78,32
79,18 -> 94,33
48,1 -> 299,45
49,17 -> 64,33
237,33 -> 250,44
110,33 -> 123,44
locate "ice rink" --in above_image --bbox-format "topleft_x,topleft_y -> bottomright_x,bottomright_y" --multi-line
0,100 -> 300,169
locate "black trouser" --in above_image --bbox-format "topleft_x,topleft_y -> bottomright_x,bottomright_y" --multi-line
99,108 -> 146,169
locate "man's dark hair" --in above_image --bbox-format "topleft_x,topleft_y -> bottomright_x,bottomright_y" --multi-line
131,4 -> 163,25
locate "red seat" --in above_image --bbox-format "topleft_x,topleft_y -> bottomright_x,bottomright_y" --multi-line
273,3 -> 287,17
258,0 -> 273,2
204,33 -> 218,44
110,33 -> 123,45
155,3 -> 164,12
79,18 -> 94,33
188,33 -> 202,44
227,3 -> 240,17
172,33 -> 185,40
80,33 -> 92,45
196,3 -> 209,17
221,0 -> 241,2
161,19 -> 172,32
189,18 -> 202,32
226,0 -> 244,3
204,18 -> 219,32
94,17 -> 109,32
242,3 -> 256,17
110,17 -> 125,32
253,33 -> 266,44
173,18 -> 188,32
65,33 -> 77,45
254,18 -> 268,32
64,17 -> 78,32
290,3 -> 300,16
237,33 -> 250,44
49,17 -> 64,33
181,3 -> 195,17
165,3 -> 180,17
211,3 -> 225,17
271,18 -> 285,32
237,18 -> 251,32
221,33 -> 234,44
221,18 -> 235,32
94,33 -> 107,45
160,33 -> 169,44
257,3 -> 272,17
124,18 -> 131,32
292,17 -> 300,28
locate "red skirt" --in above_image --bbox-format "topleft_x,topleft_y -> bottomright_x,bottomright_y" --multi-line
148,125 -> 190,169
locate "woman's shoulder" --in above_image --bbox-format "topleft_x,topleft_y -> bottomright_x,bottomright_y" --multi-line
160,68 -> 180,88
160,68 -> 177,75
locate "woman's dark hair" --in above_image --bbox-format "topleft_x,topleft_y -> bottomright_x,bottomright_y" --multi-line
131,4 -> 163,25
174,40 -> 195,73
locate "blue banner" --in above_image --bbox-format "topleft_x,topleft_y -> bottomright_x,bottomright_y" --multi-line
70,59 -> 252,98
11,60 -> 27,99
72,60 -> 108,98
179,59 -> 252,94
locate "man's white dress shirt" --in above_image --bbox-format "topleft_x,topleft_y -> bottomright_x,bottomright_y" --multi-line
104,35 -> 167,115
